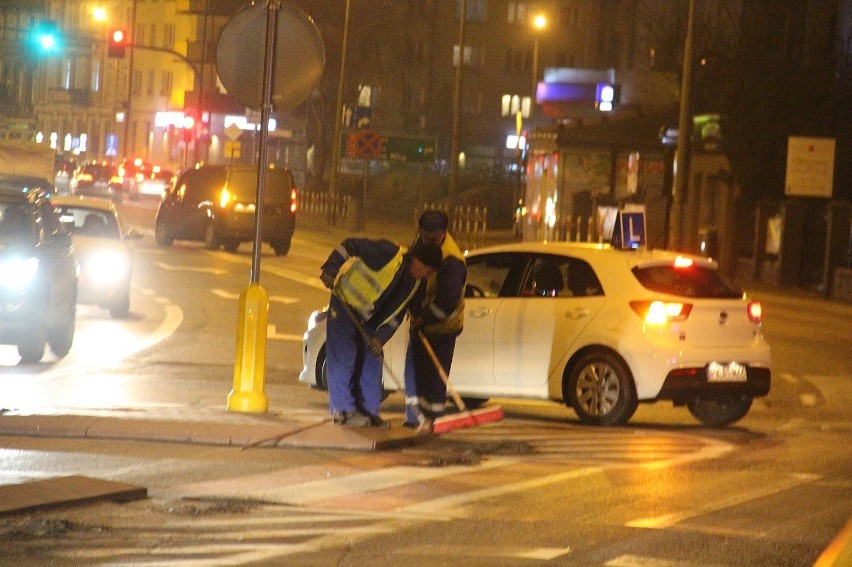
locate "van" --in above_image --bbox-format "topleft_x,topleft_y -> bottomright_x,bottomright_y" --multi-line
154,165 -> 297,255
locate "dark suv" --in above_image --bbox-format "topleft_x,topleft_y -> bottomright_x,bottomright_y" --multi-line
0,185 -> 77,362
154,165 -> 297,255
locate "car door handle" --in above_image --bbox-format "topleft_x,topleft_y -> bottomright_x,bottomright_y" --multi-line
565,308 -> 589,320
469,308 -> 491,318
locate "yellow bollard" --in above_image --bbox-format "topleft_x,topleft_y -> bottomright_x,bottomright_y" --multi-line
227,283 -> 269,413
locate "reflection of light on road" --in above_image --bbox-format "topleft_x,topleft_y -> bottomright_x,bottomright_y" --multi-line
0,304 -> 182,369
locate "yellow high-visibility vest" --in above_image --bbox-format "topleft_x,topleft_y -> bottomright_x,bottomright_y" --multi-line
422,233 -> 465,334
338,247 -> 415,326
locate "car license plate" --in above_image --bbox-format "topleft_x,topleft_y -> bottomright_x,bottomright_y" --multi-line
707,362 -> 747,383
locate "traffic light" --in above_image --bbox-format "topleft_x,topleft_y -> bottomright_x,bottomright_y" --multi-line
181,111 -> 197,143
108,28 -> 128,58
30,20 -> 61,55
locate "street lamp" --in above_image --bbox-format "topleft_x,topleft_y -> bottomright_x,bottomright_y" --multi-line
530,13 -> 546,118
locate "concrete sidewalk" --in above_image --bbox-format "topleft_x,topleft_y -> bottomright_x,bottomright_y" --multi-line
0,406 -> 429,515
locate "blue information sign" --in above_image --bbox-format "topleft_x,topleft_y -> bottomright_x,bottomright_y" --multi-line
612,208 -> 646,249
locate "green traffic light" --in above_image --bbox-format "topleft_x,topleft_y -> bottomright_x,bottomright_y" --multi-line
30,21 -> 61,54
38,33 -> 57,51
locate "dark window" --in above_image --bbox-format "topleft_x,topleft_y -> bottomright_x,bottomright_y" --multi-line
632,265 -> 741,298
521,254 -> 603,297
465,252 -> 526,298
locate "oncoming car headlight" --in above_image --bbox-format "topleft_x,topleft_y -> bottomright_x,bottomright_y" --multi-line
0,257 -> 39,289
82,251 -> 129,282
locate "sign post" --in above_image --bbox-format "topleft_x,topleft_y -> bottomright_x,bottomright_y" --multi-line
217,2 -> 324,414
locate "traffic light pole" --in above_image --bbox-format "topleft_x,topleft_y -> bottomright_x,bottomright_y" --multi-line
121,0 -> 138,160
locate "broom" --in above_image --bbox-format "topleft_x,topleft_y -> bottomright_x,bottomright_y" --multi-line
416,330 -> 504,433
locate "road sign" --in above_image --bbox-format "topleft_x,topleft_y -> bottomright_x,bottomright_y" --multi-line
225,123 -> 242,141
612,206 -> 646,249
385,136 -> 435,163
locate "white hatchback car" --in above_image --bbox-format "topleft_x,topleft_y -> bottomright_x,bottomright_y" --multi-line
52,196 -> 142,318
300,242 -> 771,427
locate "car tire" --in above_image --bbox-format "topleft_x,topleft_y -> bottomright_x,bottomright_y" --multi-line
461,397 -> 489,409
316,346 -> 329,390
204,222 -> 221,250
47,303 -> 75,358
271,238 -> 291,256
223,239 -> 240,253
566,350 -> 638,426
109,287 -> 131,319
155,218 -> 174,247
687,396 -> 753,427
17,325 -> 47,363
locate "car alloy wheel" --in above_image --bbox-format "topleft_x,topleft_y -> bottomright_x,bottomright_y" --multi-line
567,351 -> 637,426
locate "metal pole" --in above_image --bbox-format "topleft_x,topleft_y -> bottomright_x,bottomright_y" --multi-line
121,0 -> 138,159
448,0 -> 467,205
250,0 -> 279,284
328,0 -> 351,224
531,35 -> 539,119
668,0 -> 696,251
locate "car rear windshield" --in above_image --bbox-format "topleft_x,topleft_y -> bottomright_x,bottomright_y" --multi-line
632,265 -> 742,298
81,165 -> 115,179
227,169 -> 291,203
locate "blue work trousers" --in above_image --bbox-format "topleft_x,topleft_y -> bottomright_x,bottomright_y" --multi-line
404,331 -> 458,424
326,295 -> 384,417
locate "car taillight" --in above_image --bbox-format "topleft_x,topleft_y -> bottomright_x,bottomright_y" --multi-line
630,300 -> 693,324
110,175 -> 123,184
747,300 -> 762,323
290,187 -> 298,213
219,187 -> 232,208
78,173 -> 93,182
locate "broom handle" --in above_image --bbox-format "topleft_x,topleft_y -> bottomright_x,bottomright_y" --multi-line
331,291 -> 405,391
417,330 -> 468,413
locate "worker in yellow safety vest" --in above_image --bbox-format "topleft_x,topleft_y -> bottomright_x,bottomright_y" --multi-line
320,238 -> 443,428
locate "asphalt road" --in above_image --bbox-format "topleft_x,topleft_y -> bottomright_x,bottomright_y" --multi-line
0,200 -> 849,567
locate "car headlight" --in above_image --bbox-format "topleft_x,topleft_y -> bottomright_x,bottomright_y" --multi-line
81,251 -> 129,282
0,257 -> 39,289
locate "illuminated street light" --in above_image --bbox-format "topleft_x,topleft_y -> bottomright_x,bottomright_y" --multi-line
92,6 -> 107,22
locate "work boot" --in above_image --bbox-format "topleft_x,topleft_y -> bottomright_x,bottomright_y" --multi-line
368,414 -> 391,429
333,410 -> 371,427
403,418 -> 433,435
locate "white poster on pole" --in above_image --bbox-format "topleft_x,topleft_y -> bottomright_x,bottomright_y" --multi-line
785,136 -> 835,197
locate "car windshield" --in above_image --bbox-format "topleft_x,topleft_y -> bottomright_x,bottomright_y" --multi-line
55,206 -> 120,240
0,201 -> 36,246
632,264 -> 742,298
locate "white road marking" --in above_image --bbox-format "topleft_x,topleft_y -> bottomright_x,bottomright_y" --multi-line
605,554 -> 708,567
625,473 -> 821,529
395,544 -> 571,560
206,251 -> 326,290
245,457 -> 512,505
267,324 -> 302,341
155,261 -> 227,275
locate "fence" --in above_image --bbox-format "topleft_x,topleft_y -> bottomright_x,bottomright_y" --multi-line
299,191 -> 352,227
416,203 -> 488,249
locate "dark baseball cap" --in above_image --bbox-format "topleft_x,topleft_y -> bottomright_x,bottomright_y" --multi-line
409,241 -> 443,271
418,210 -> 449,232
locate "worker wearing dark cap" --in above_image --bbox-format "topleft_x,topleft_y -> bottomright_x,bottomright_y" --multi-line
320,238 -> 443,428
404,210 -> 467,432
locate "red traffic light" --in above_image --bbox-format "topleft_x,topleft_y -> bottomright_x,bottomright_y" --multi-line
108,28 -> 128,58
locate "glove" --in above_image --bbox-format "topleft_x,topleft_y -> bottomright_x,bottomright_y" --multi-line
320,271 -> 336,290
367,337 -> 384,357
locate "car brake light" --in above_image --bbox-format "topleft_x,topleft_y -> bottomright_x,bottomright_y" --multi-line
747,300 -> 762,323
110,175 -> 123,184
674,256 -> 694,268
290,187 -> 298,213
630,300 -> 693,324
